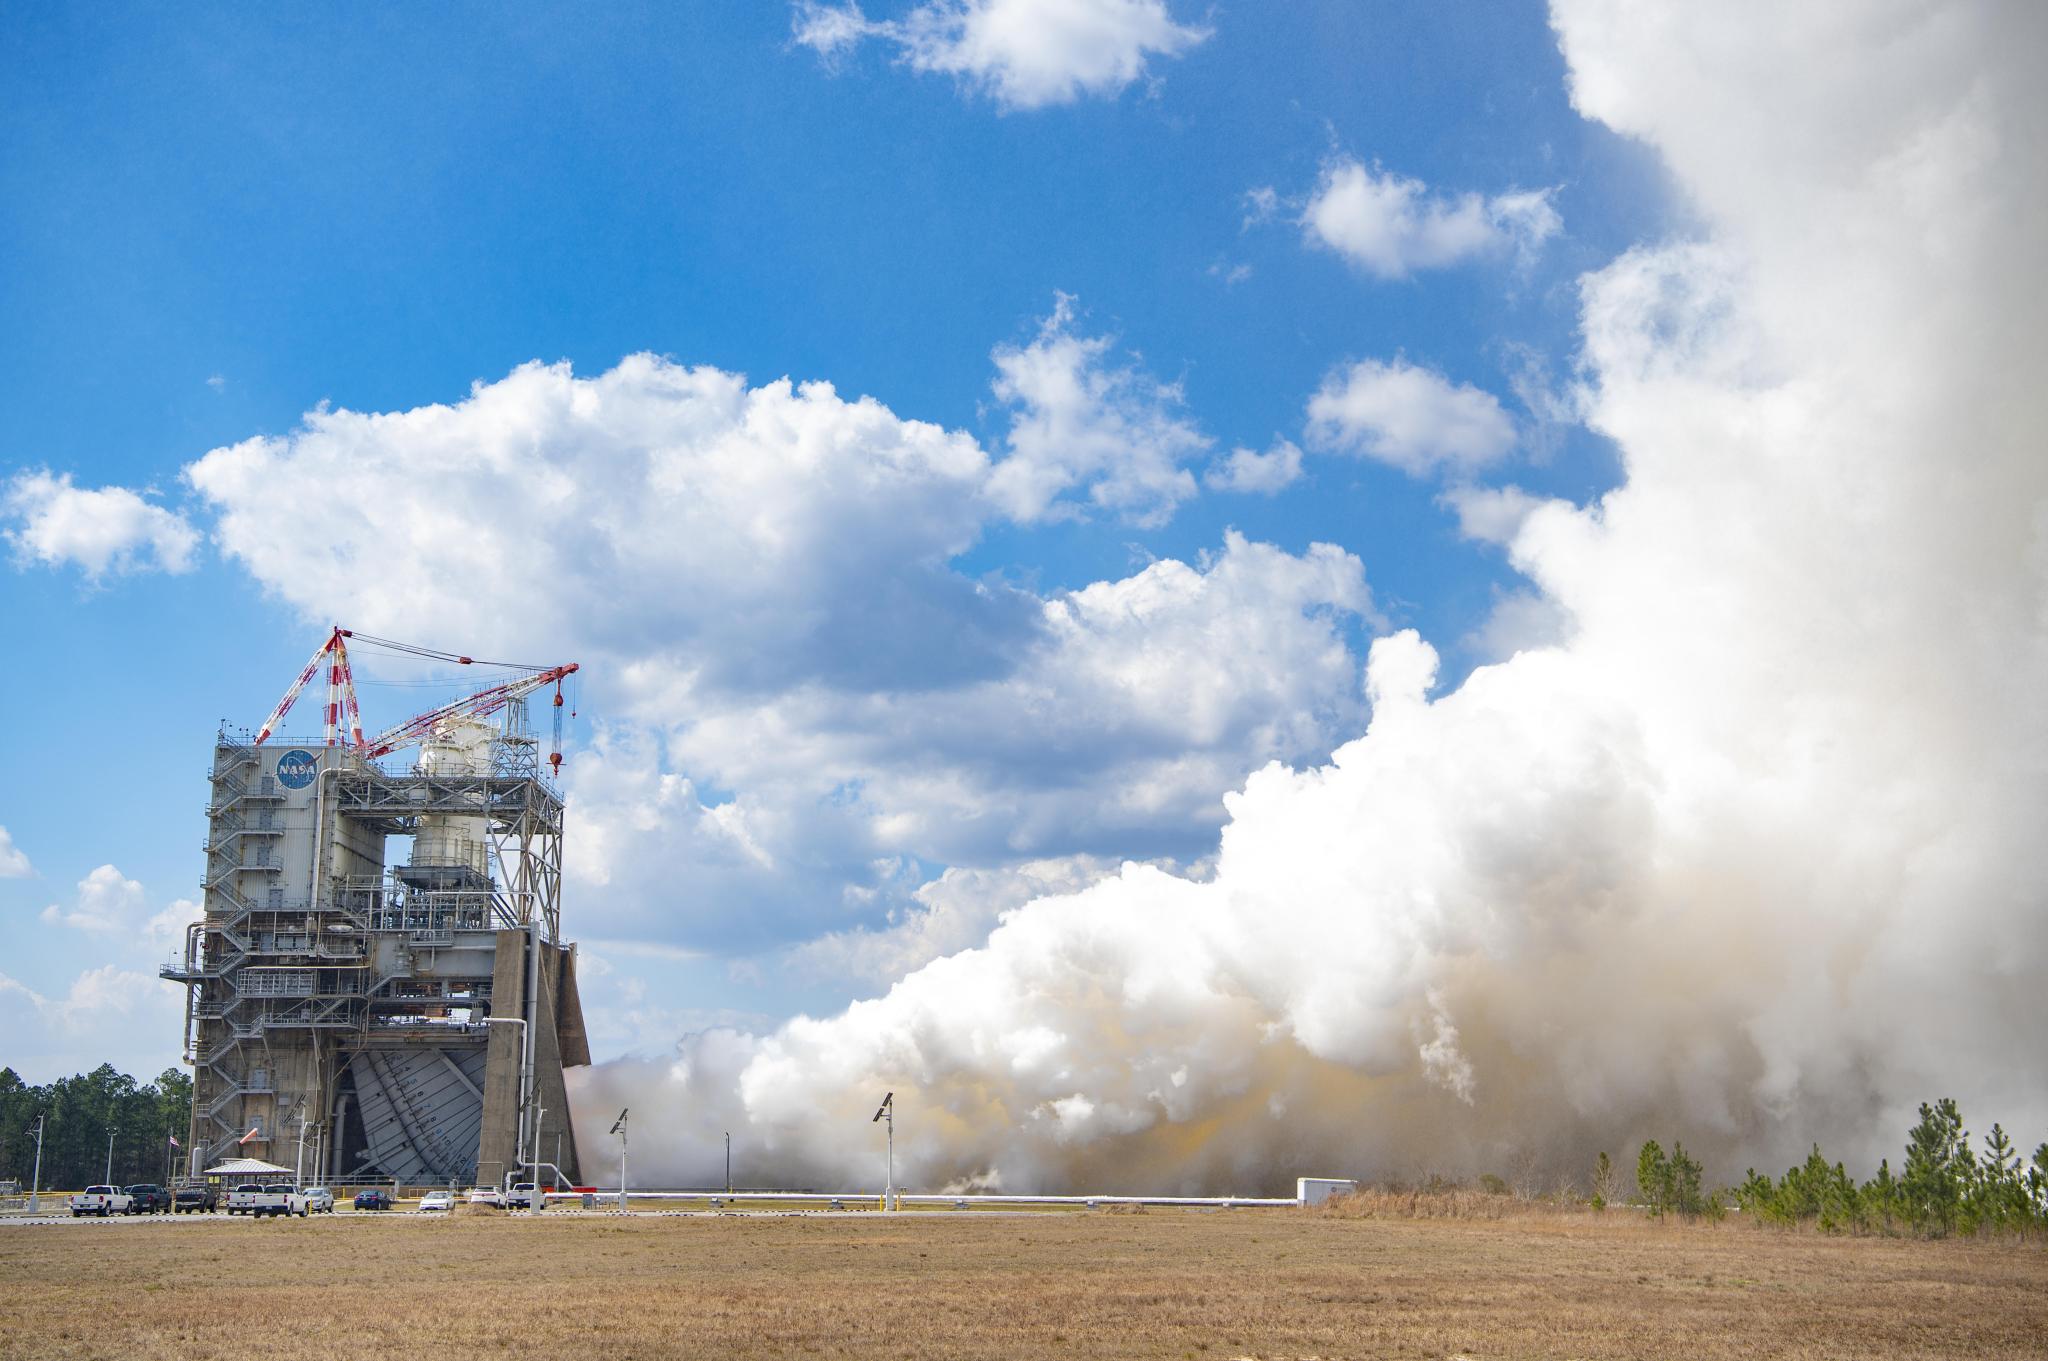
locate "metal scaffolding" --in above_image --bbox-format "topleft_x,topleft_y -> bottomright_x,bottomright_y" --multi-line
164,706 -> 581,1188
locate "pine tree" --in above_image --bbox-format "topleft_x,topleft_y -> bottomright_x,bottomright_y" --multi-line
1863,1158 -> 1899,1234
1636,1140 -> 1671,1216
1901,1098 -> 1967,1237
1735,1168 -> 1779,1224
1669,1142 -> 1705,1219
1973,1125 -> 2025,1233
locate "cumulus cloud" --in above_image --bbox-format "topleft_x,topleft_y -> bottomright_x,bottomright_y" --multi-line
1442,483 -> 1548,547
987,296 -> 1209,526
791,854 -> 1128,986
0,825 -> 30,878
572,0 -> 2048,1195
0,965 -> 189,1083
1305,359 -> 1517,477
39,864 -> 148,934
1203,439 -> 1303,495
794,0 -> 1208,111
185,321 -> 1375,956
36,863 -> 197,946
3,470 -> 200,578
573,531 -> 1373,950
1292,159 -> 1561,279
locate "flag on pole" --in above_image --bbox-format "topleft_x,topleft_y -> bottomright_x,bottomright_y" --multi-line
168,1135 -> 181,1149
238,1125 -> 261,1145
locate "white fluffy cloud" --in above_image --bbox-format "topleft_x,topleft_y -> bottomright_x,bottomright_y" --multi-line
987,297 -> 1209,526
0,965 -> 189,1083
3,470 -> 199,578
39,864 -> 146,934
185,317 -> 1374,955
791,854 -> 1127,986
570,531 -> 1372,950
0,825 -> 30,878
1203,439 -> 1303,495
794,0 -> 1208,110
36,864 -> 197,946
1292,159 -> 1560,280
1305,359 -> 1517,476
572,0 -> 2048,1195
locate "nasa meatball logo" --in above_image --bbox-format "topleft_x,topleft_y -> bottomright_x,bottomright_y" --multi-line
276,750 -> 318,789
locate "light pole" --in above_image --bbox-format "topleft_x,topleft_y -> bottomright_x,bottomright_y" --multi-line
871,1093 -> 894,1212
482,1015 -> 529,1197
104,1126 -> 118,1185
609,1109 -> 628,1213
725,1131 -> 731,1195
294,1108 -> 310,1186
28,1115 -> 45,1214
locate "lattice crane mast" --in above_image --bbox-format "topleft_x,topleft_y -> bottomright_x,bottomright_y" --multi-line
252,626 -> 579,776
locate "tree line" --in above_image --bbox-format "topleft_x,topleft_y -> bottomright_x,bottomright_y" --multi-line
1622,1099 -> 2048,1237
0,1065 -> 192,1191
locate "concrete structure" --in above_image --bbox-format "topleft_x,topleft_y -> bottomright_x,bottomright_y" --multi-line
164,706 -> 587,1188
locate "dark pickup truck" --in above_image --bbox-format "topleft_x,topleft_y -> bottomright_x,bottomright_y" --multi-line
124,1184 -> 172,1214
172,1184 -> 218,1214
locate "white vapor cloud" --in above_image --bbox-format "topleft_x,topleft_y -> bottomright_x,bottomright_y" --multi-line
794,0 -> 1208,111
572,0 -> 2048,1196
0,826 -> 30,878
1291,159 -> 1561,280
3,470 -> 200,578
1305,359 -> 1517,477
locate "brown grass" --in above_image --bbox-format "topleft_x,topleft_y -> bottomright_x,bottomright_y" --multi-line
2,1208 -> 2044,1360
1315,1186 -> 1600,1222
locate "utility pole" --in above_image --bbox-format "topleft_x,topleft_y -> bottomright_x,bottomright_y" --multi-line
609,1109 -> 628,1214
294,1108 -> 309,1185
105,1126 -> 118,1185
28,1115 -> 45,1214
725,1131 -> 731,1195
871,1092 -> 894,1212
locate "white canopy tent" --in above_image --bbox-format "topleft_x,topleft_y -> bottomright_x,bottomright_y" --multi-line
200,1157 -> 292,1177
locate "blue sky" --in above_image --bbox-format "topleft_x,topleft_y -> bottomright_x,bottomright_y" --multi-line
2,0 -> 1675,1080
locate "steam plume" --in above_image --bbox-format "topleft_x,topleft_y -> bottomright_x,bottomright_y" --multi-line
573,1 -> 2048,1192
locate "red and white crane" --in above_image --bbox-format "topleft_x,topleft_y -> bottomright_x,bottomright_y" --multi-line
252,627 -> 578,776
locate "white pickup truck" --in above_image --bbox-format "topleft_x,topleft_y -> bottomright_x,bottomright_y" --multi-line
226,1182 -> 309,1218
70,1185 -> 134,1217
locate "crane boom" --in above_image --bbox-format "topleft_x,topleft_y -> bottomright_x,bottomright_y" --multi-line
252,627 -> 578,776
254,626 -> 366,749
363,662 -> 579,759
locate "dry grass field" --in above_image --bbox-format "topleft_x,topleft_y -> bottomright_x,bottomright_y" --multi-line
2,1208 -> 2044,1360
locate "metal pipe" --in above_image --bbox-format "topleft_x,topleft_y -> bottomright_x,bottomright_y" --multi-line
592,1190 -> 1298,1208
523,919 -> 539,1184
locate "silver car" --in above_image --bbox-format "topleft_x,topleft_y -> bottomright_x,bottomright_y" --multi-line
303,1187 -> 335,1213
